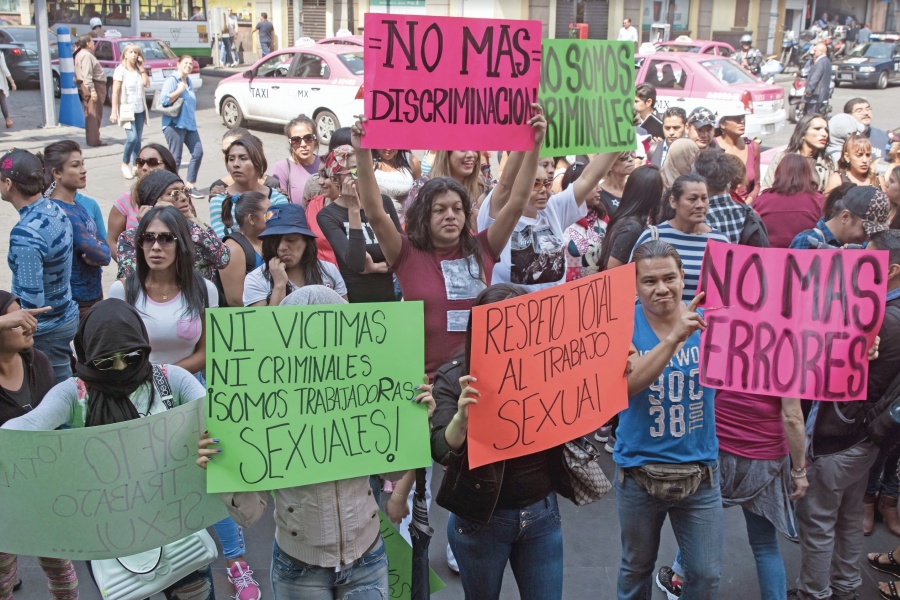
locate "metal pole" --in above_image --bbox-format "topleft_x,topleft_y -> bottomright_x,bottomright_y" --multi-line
34,0 -> 58,127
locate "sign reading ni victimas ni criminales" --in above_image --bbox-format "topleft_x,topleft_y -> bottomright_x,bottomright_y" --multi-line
540,39 -> 636,156
363,13 -> 543,151
0,402 -> 226,560
205,302 -> 431,493
467,266 -> 636,469
697,241 -> 886,401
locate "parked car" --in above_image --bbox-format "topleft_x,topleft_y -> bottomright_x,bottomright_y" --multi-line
317,34 -> 363,46
215,43 -> 363,146
0,27 -> 59,88
635,52 -> 786,138
653,39 -> 735,57
833,34 -> 900,89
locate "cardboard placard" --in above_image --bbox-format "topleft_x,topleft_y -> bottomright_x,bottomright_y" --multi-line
697,241 -> 886,400
363,13 -> 543,151
467,267 -> 636,468
205,303 -> 431,493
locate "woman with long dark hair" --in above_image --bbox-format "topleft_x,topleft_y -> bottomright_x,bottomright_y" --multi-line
107,143 -> 178,260
431,283 -> 569,600
40,140 -> 110,318
372,148 -> 417,213
0,291 -> 79,600
762,114 -> 833,192
561,162 -> 607,281
2,298 -> 215,599
317,145 -> 403,302
754,154 -> 824,248
216,191 -> 270,307
116,170 -> 229,280
598,165 -> 663,271
243,203 -> 346,306
210,135 -> 288,238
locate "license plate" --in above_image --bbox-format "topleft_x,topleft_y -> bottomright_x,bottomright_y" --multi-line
839,74 -> 853,80
763,124 -> 775,134
163,69 -> 176,77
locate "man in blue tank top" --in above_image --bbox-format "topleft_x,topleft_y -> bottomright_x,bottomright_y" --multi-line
615,239 -> 722,600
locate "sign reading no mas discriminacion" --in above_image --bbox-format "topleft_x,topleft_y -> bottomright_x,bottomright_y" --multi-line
363,13 -> 543,151
467,266 -> 636,469
540,39 -> 636,157
697,241 -> 886,401
205,302 -> 430,493
0,401 -> 227,560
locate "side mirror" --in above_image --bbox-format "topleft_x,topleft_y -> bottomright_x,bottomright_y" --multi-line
242,69 -> 253,79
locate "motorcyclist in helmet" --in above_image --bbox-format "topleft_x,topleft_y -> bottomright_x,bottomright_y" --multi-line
735,34 -> 763,76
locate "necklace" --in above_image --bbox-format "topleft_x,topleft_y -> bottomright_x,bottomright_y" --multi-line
151,282 -> 176,301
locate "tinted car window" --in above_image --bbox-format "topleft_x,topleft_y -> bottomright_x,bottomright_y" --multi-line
94,40 -> 114,61
849,43 -> 893,59
256,53 -> 294,78
338,52 -> 363,75
118,39 -> 177,60
647,59 -> 686,89
295,53 -> 329,79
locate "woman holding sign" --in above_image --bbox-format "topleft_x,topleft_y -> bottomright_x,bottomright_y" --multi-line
0,291 -> 79,600
2,298 -> 216,599
430,283 -> 568,600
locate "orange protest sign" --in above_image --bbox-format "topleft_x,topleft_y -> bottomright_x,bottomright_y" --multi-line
467,266 -> 636,469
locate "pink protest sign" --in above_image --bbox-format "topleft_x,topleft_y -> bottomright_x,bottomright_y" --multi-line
362,13 -> 542,151
696,241 -> 886,401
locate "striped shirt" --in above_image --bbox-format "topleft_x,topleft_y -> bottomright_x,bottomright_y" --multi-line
8,198 -> 78,333
630,222 -> 730,302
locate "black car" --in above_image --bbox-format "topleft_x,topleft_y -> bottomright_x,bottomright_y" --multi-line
0,27 -> 58,88
833,34 -> 900,89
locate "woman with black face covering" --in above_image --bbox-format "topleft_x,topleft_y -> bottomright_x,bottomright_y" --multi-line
1,298 -> 215,600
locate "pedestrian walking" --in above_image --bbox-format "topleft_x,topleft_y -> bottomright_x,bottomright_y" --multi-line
160,55 -> 204,200
110,43 -> 150,180
0,49 -> 16,129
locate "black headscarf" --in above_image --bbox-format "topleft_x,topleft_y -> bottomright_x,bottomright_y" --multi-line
74,299 -> 153,427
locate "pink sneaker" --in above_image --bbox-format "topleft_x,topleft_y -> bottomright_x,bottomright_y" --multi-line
228,561 -> 261,600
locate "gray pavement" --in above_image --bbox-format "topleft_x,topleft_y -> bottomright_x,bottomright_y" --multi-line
2,74 -> 900,599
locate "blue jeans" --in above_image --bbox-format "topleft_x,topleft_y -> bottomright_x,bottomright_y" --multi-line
615,465 -> 723,600
212,517 -> 246,560
260,41 -> 270,55
122,110 -> 146,165
163,126 -> 203,184
222,36 -> 235,64
270,537 -> 388,600
33,316 -> 78,384
447,493 -> 564,600
672,507 -> 784,600
866,446 -> 900,497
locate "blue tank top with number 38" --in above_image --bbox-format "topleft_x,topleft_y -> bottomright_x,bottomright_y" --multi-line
613,303 -> 718,469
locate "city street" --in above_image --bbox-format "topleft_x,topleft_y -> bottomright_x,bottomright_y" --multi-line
2,70 -> 900,599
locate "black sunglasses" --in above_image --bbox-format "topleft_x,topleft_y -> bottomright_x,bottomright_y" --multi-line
135,157 -> 163,168
92,350 -> 143,370
139,232 -> 178,248
290,134 -> 318,147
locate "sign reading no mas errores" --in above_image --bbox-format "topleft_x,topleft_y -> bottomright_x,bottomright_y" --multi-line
204,302 -> 431,493
362,13 -> 543,151
697,241 -> 887,401
467,266 -> 636,469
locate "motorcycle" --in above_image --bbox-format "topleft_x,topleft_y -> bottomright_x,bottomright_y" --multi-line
760,58 -> 784,84
787,62 -> 835,123
781,29 -> 817,72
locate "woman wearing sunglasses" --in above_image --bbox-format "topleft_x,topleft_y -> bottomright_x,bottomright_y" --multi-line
1,298 -> 216,600
115,170 -> 230,281
0,290 -> 79,600
243,203 -> 346,306
476,145 -> 618,293
316,145 -> 402,303
210,135 -> 288,239
107,143 -> 178,261
272,114 -> 321,204
598,150 -> 637,217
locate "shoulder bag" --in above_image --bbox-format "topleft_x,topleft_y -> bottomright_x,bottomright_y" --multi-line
89,366 -> 217,600
556,436 -> 611,506
151,77 -> 184,117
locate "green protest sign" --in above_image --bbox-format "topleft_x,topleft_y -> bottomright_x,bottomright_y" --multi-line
205,302 -> 430,493
379,513 -> 445,597
540,39 -> 636,156
0,401 -> 227,560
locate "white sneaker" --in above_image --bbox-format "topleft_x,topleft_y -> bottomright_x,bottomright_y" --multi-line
121,163 -> 134,179
446,543 -> 459,574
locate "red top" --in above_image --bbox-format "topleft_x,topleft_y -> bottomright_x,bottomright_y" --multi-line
392,229 -> 498,378
305,195 -> 338,266
752,189 -> 824,248
715,390 -> 788,460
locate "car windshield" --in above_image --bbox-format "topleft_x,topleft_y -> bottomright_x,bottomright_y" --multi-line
849,43 -> 894,59
118,40 -> 177,60
658,44 -> 700,52
338,51 -> 363,75
700,59 -> 756,85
